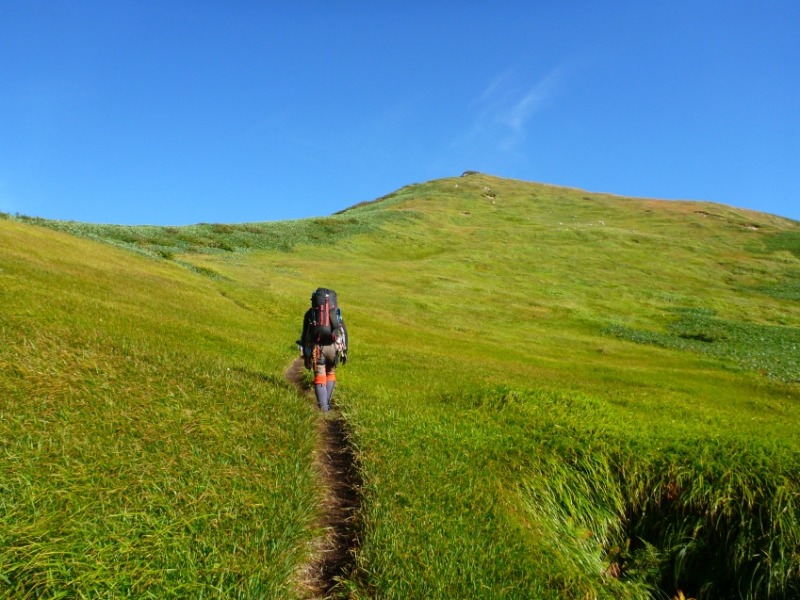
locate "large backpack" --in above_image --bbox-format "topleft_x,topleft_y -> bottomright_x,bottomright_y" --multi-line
309,288 -> 343,345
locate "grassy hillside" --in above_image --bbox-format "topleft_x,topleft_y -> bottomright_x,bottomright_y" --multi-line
2,174 -> 799,598
0,219 -> 321,597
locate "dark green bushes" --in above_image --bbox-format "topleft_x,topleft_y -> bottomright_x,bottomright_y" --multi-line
762,230 -> 800,259
10,210 -> 409,259
606,309 -> 800,382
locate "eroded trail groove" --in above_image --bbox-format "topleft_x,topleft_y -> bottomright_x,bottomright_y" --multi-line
285,358 -> 364,599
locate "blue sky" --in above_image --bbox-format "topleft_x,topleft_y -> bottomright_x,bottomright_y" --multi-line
2,1 -> 798,225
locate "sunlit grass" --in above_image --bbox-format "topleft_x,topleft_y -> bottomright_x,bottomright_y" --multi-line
0,221 -> 320,598
3,173 -> 800,598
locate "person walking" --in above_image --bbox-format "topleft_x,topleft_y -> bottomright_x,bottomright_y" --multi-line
299,288 -> 348,412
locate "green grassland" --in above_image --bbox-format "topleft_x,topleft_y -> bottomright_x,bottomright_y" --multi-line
2,173 -> 799,598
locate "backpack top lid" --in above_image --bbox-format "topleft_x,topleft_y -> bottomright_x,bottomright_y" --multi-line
311,288 -> 337,307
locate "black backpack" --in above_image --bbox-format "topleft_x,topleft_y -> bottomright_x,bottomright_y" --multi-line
310,288 -> 343,345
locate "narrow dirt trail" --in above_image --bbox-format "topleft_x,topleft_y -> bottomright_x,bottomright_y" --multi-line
284,358 -> 364,599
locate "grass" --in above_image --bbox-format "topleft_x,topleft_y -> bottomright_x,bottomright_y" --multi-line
3,173 -> 800,598
0,221 -> 320,598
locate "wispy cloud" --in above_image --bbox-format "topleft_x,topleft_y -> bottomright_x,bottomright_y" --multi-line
457,66 -> 564,153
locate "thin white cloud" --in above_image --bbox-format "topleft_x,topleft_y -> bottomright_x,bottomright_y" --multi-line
478,69 -> 516,103
458,66 -> 565,153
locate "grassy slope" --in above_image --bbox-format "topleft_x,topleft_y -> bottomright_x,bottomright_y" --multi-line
2,174 -> 800,598
0,220 -> 320,598
330,178 -> 799,598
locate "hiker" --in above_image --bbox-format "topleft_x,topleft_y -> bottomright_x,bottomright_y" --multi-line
298,288 -> 348,412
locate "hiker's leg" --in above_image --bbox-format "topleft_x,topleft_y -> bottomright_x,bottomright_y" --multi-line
321,344 -> 337,405
314,382 -> 328,411
326,370 -> 336,403
314,350 -> 329,411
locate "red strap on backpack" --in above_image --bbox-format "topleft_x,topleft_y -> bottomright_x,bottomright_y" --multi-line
322,298 -> 330,328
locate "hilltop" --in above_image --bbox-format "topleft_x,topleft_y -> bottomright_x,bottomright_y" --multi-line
1,175 -> 799,598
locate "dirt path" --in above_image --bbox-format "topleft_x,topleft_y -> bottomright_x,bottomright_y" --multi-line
284,358 -> 364,599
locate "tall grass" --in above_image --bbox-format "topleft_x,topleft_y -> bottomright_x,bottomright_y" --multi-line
492,387 -> 800,598
0,220 -> 320,598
